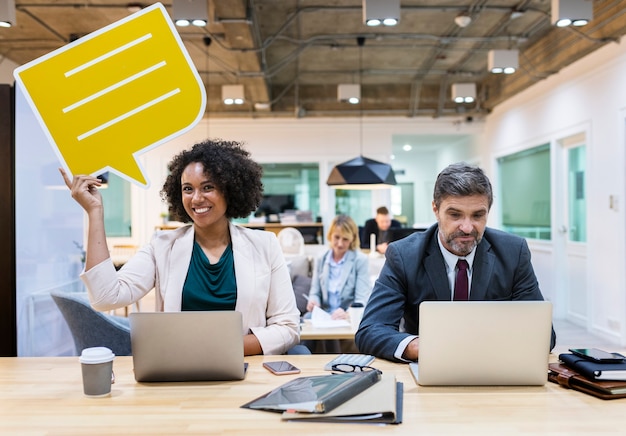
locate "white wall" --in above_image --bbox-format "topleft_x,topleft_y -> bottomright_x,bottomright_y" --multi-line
392,134 -> 480,226
483,37 -> 626,345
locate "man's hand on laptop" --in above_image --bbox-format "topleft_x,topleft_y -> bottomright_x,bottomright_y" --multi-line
402,337 -> 420,361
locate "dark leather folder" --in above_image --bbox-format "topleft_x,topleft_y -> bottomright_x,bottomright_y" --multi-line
558,353 -> 626,381
548,363 -> 626,400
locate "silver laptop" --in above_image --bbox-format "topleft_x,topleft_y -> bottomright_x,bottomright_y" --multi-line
412,301 -> 552,386
129,311 -> 246,382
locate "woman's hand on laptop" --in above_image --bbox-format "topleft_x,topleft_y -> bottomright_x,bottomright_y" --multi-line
402,337 -> 420,361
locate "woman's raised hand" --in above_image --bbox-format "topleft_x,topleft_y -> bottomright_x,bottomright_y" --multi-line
58,168 -> 104,214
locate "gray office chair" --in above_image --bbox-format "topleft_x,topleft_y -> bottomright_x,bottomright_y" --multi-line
50,291 -> 132,356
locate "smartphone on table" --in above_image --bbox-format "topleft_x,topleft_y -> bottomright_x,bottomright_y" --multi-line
262,361 -> 301,375
569,348 -> 625,363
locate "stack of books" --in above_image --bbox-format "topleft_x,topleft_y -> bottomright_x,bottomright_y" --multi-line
549,350 -> 626,399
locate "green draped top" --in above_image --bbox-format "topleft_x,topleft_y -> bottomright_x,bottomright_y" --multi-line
181,240 -> 237,311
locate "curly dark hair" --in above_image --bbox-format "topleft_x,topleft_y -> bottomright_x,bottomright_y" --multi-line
160,139 -> 264,222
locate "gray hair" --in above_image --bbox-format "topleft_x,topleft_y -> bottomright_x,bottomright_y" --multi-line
433,162 -> 493,209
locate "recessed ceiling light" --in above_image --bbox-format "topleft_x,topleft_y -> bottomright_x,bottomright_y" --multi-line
126,3 -> 143,13
254,102 -> 271,110
454,13 -> 471,28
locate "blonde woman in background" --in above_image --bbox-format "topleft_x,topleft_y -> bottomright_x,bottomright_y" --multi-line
307,214 -> 370,316
305,214 -> 370,353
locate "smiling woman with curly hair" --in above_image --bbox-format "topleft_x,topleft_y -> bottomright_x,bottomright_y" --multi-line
161,139 -> 264,222
61,139 -> 301,356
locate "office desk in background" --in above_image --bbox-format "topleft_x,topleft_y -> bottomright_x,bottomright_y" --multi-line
240,222 -> 324,244
1,355 -> 625,434
299,320 -> 357,341
157,222 -> 324,244
299,306 -> 363,341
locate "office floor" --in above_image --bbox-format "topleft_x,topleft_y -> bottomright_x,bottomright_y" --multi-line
552,319 -> 621,354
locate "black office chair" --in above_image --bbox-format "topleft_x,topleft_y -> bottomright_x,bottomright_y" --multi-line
50,291 -> 132,356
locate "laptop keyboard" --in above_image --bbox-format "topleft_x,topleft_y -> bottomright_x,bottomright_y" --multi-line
324,354 -> 375,371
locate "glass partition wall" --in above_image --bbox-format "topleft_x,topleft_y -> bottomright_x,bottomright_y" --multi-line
498,144 -> 551,240
234,162 -> 321,224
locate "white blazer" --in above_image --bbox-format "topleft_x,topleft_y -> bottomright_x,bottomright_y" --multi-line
81,222 -> 300,355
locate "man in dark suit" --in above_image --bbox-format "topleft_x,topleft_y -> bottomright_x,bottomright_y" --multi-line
355,163 -> 556,362
360,206 -> 401,254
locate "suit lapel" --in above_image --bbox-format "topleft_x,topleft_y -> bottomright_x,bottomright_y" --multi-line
318,251 -> 330,302
423,231 -> 451,300
230,223 -> 255,315
164,227 -> 194,311
469,238 -> 494,300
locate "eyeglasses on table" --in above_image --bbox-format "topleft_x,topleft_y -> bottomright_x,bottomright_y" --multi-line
331,363 -> 382,374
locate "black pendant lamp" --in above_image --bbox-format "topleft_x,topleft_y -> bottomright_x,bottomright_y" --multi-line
327,37 -> 396,190
327,156 -> 396,189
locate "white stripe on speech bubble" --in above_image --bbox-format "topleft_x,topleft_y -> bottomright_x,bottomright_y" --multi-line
77,88 -> 180,141
63,61 -> 167,113
65,33 -> 153,77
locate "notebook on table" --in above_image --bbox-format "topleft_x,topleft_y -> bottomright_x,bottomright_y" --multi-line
412,301 -> 553,386
129,311 -> 246,382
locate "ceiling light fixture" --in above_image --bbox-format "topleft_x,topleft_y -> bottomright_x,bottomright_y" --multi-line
454,12 -> 472,28
451,83 -> 476,104
254,102 -> 271,111
551,0 -> 592,27
488,49 -> 518,74
126,3 -> 143,14
327,37 -> 397,190
222,84 -> 244,105
510,10 -> 525,20
0,0 -> 16,28
172,0 -> 208,27
362,0 -> 400,27
338,84 -> 360,105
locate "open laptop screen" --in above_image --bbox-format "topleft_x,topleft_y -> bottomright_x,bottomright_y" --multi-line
129,311 -> 245,382
414,301 -> 552,386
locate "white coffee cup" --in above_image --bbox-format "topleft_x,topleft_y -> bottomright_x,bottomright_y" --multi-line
349,306 -> 364,329
79,347 -> 115,397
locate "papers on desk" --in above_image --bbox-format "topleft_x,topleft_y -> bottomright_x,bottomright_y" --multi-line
311,306 -> 350,328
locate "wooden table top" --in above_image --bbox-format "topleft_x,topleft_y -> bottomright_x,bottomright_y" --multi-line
1,354 -> 624,434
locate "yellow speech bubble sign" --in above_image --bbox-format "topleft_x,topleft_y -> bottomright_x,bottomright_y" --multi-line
13,2 -> 206,187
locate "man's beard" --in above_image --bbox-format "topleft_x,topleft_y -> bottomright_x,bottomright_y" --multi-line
443,230 -> 482,256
